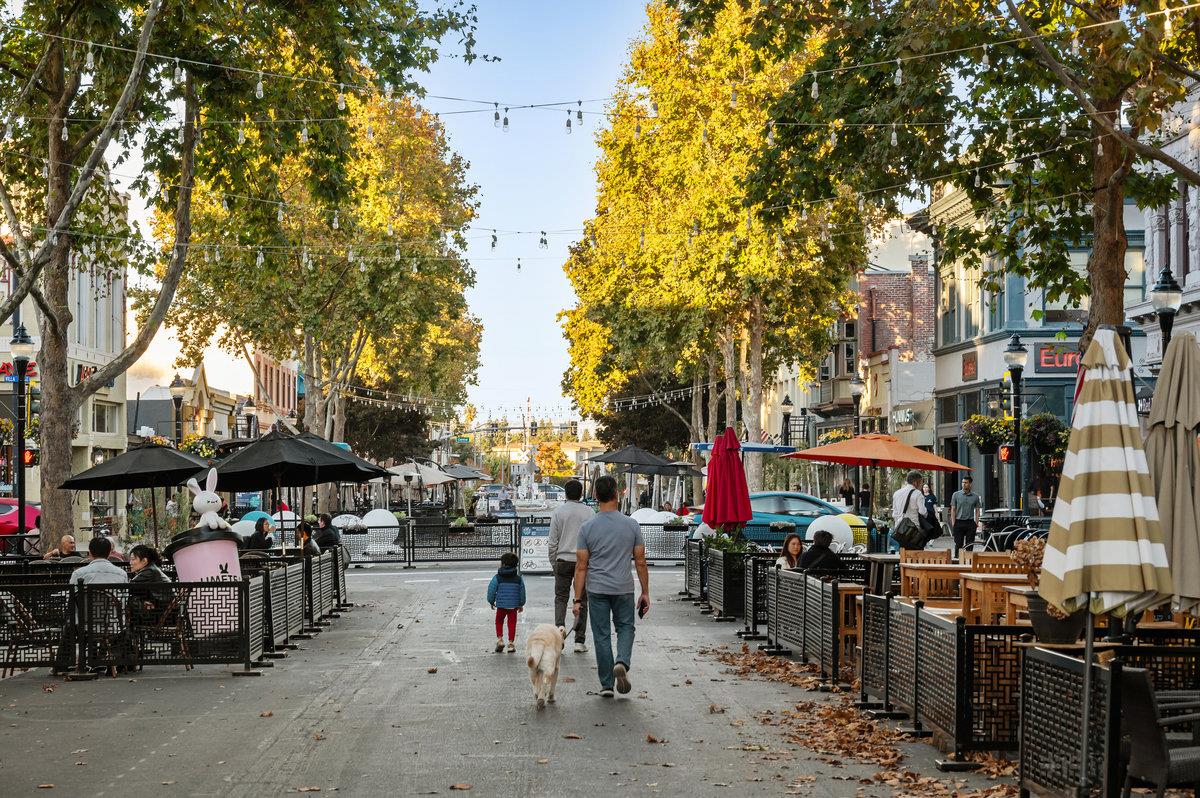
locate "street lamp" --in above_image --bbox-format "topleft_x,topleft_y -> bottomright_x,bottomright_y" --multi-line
779,395 -> 793,447
1003,334 -> 1029,511
1150,266 -> 1184,352
242,397 -> 256,439
169,373 -> 186,444
848,377 -> 865,512
11,323 -> 35,541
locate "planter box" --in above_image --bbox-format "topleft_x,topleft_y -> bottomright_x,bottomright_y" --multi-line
706,548 -> 746,620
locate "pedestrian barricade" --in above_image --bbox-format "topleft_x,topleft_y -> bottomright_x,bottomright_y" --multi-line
1018,634 -> 1200,798
682,539 -> 705,601
0,582 -> 73,676
705,549 -> 745,620
763,569 -> 856,687
856,593 -> 1028,760
340,519 -> 521,566
637,524 -> 689,562
739,554 -> 775,640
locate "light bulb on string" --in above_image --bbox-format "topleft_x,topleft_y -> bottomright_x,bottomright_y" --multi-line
221,197 -> 228,212
890,124 -> 898,146
215,246 -> 221,264
639,227 -> 645,247
829,127 -> 837,147
276,204 -> 284,222
174,58 -> 183,84
359,261 -> 367,273
811,76 -> 819,99
730,87 -> 738,109
411,259 -> 419,274
1060,118 -> 1068,136
577,100 -> 583,122
516,257 -> 521,272
366,122 -> 374,141
61,121 -> 68,141
337,84 -> 346,111
502,109 -> 510,132
565,110 -> 572,134
177,123 -> 184,145
237,122 -> 246,145
491,230 -> 498,250
387,221 -> 394,237
256,248 -> 264,267
255,71 -> 263,99
1071,37 -> 1079,58
494,102 -> 500,128
332,211 -> 339,229
41,162 -> 48,178
85,44 -> 94,71
974,168 -> 981,188
894,58 -> 903,86
981,45 -> 989,69
767,121 -> 775,146
635,121 -> 641,139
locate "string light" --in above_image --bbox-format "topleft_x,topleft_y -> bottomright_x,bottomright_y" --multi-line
238,122 -> 246,145
174,57 -> 183,83
255,71 -> 263,99
332,211 -> 339,229
337,83 -> 346,111
493,102 -> 500,128
767,121 -> 775,146
981,45 -> 989,69
565,110 -> 572,134
576,100 -> 583,123
730,87 -> 738,109
890,124 -> 897,146
894,58 -> 903,86
299,121 -> 307,144
85,44 -> 94,71
491,230 -> 498,250
502,108 -> 509,132
811,76 -> 819,99
256,248 -> 264,267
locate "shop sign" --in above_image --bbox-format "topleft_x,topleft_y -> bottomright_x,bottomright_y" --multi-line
890,407 -> 916,432
73,363 -> 115,388
0,360 -> 37,382
961,351 -> 978,381
1034,344 -> 1081,374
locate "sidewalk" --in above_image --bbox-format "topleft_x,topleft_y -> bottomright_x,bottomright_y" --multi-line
0,565 -> 1015,796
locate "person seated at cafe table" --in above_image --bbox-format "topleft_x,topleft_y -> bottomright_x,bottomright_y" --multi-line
244,518 -> 275,551
775,533 -> 803,570
799,530 -> 842,571
128,544 -> 173,620
69,537 -> 128,585
43,534 -> 77,559
313,513 -> 340,550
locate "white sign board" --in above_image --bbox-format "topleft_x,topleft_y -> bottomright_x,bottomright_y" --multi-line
519,521 -> 553,574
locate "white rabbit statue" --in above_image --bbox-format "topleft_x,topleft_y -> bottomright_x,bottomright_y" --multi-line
187,467 -> 230,531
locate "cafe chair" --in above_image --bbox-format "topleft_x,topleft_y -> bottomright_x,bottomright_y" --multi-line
0,590 -> 61,678
1119,666 -> 1200,798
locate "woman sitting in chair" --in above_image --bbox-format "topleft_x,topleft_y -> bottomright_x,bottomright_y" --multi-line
128,545 -> 172,618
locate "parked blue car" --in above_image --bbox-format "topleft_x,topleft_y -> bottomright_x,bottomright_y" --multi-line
692,491 -> 868,544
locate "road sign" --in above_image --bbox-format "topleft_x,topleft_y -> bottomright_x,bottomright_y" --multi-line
454,436 -> 470,443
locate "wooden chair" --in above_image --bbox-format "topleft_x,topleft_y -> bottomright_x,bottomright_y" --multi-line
899,549 -> 950,595
965,551 -> 1023,575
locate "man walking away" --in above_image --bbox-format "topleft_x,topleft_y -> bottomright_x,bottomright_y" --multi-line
890,471 -> 926,550
549,479 -> 594,652
949,476 -> 983,557
573,475 -> 650,698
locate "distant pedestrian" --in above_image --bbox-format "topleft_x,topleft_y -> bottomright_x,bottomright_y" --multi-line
776,533 -> 803,569
487,552 -> 526,653
548,479 -> 593,653
839,478 -> 856,507
921,482 -> 939,525
857,482 -> 872,515
949,476 -> 983,557
573,475 -> 650,698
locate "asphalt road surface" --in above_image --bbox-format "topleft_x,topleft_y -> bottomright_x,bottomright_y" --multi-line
0,564 -> 1009,796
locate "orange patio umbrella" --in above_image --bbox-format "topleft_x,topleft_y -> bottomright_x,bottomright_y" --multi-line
782,434 -> 969,471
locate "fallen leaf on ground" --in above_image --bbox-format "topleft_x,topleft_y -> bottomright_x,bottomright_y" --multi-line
449,784 -> 472,791
296,788 -> 321,793
709,704 -> 726,714
160,781 -> 175,785
41,684 -> 56,693
536,758 -> 549,764
37,786 -> 53,790
646,734 -> 667,744
562,676 -> 575,683
259,711 -> 274,718
427,667 -> 438,674
563,733 -> 583,740
70,750 -> 86,755
313,733 -> 326,741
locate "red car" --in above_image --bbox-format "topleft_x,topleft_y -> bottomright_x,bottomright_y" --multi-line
0,498 -> 42,536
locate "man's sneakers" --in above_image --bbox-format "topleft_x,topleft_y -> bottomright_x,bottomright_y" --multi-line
494,637 -> 504,653
599,688 -> 614,698
613,662 -> 631,695
506,641 -> 516,653
573,642 -> 589,654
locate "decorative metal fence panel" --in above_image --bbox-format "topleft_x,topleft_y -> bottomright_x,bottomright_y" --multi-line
742,555 -> 773,637
915,612 -> 957,740
285,562 -> 305,637
0,582 -> 73,671
333,546 -> 349,606
247,577 -> 264,664
638,524 -> 688,561
341,523 -> 406,563
265,566 -> 290,648
887,603 -> 918,715
860,594 -> 889,699
684,540 -> 704,599
961,624 -> 1024,750
706,550 -> 725,614
317,552 -> 335,618
1019,647 -> 1108,796
802,576 -> 824,664
773,569 -> 806,653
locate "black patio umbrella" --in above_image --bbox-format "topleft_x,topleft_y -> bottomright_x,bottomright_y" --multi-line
618,462 -> 703,478
61,446 -> 210,491
587,445 -> 673,470
294,432 -> 390,480
61,445 -> 212,548
441,462 -> 492,480
208,429 -> 382,492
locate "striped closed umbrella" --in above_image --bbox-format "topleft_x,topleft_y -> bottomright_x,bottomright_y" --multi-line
1039,328 -> 1173,617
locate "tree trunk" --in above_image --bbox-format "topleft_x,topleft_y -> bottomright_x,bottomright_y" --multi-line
720,329 -> 738,434
744,300 -> 765,492
1084,96 -> 1130,348
705,357 -> 721,442
690,372 -> 704,506
37,45 -> 78,552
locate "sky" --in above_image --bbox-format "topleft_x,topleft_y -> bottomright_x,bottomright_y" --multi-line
130,1 -> 649,420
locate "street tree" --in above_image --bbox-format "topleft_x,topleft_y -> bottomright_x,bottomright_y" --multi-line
673,0 -> 1200,343
561,0 -> 864,489
0,0 -> 481,549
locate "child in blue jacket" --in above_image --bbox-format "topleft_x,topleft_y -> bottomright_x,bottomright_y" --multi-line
487,552 -> 526,652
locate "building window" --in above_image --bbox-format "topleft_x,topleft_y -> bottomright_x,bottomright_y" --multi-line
937,395 -> 958,424
843,320 -> 856,341
1176,181 -> 1190,281
940,270 -> 959,345
92,401 -> 119,434
1125,247 -> 1146,308
819,354 -> 832,382
843,342 -> 857,377
962,390 -> 981,420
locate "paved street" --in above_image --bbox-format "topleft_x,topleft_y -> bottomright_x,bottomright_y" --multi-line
0,565 -> 1012,796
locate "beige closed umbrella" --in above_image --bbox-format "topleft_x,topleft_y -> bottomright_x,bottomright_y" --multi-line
1145,332 -> 1200,616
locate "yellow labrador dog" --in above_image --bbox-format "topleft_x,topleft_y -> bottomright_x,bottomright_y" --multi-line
526,624 -> 566,710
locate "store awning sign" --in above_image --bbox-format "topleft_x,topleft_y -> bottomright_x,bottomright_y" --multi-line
1035,343 -> 1081,373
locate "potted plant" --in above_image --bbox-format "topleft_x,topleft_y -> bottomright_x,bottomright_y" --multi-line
1021,412 -> 1069,468
961,414 -> 1012,455
663,515 -> 690,532
1012,538 -> 1087,643
705,533 -> 750,619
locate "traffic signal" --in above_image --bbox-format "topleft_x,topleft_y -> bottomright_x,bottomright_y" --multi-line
998,444 -> 1015,463
27,386 -> 41,417
529,419 -> 538,437
22,447 -> 39,467
569,420 -> 578,437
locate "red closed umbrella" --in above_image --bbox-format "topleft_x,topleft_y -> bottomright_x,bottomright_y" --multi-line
702,427 -> 752,532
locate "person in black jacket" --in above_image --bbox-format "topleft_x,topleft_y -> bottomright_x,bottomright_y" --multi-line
799,530 -> 842,570
313,513 -> 340,549
245,518 -> 274,551
128,544 -> 173,619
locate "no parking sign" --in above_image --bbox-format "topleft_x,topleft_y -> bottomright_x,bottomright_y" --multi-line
519,518 -> 553,574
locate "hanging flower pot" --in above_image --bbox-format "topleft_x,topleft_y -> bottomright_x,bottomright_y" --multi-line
962,414 -> 1011,455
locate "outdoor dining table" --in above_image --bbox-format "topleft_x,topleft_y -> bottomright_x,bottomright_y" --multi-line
1003,584 -> 1036,625
961,572 -> 1030,624
899,561 -> 975,601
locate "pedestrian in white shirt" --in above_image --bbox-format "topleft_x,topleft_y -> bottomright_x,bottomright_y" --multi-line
548,479 -> 594,652
891,470 -> 926,536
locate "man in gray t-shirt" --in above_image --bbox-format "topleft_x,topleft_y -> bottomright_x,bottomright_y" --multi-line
573,475 -> 650,698
949,476 -> 984,556
548,479 -> 595,652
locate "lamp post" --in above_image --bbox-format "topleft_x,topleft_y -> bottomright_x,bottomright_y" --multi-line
849,377 -> 865,513
11,323 -> 35,541
242,397 -> 256,439
169,373 -> 186,445
1151,266 -> 1184,353
780,394 -> 793,447
1003,334 -> 1029,511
